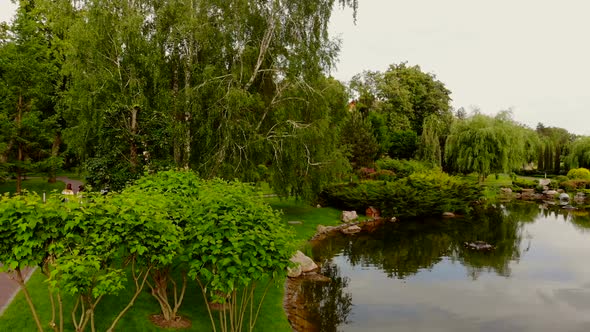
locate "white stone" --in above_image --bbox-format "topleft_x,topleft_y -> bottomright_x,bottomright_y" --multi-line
341,210 -> 358,223
341,225 -> 361,235
290,250 -> 318,273
287,264 -> 302,278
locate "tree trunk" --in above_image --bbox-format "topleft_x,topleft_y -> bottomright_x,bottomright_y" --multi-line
16,95 -> 23,195
554,145 -> 561,174
130,107 -> 139,171
48,132 -> 62,183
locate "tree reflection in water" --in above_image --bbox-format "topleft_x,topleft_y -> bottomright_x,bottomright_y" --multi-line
299,260 -> 352,332
313,205 -> 531,281
302,202 -> 590,331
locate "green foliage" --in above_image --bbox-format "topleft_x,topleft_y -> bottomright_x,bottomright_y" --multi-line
340,112 -> 380,167
44,0 -> 357,200
388,130 -> 417,159
567,167 -> 590,180
511,178 -> 538,190
186,179 -> 295,297
350,63 -> 452,136
564,136 -> 590,169
319,171 -> 481,218
560,180 -> 590,192
375,157 -> 431,178
445,112 -> 537,181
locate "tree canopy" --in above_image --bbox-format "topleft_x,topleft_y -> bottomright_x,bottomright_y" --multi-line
445,112 -> 539,181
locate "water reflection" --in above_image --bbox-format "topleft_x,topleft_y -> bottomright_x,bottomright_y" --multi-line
303,203 -> 590,331
313,205 -> 525,280
299,260 -> 352,332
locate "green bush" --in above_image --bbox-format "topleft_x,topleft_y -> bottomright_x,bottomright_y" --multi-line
567,168 -> 590,180
370,169 -> 397,181
319,171 -> 481,218
511,178 -> 537,190
375,157 -> 431,178
560,179 -> 590,191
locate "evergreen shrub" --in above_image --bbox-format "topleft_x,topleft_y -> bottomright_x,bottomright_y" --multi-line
375,157 -> 431,178
567,168 -> 590,180
319,171 -> 481,218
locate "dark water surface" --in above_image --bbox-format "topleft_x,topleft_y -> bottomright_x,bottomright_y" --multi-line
304,203 -> 590,332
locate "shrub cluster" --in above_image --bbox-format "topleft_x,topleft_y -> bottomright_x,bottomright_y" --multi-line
511,178 -> 537,191
375,157 -> 431,178
567,168 -> 590,180
319,171 -> 481,218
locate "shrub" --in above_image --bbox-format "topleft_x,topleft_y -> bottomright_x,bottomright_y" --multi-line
511,178 -> 537,190
370,169 -> 397,181
319,171 -> 481,218
567,168 -> 590,180
560,179 -> 590,192
375,157 -> 431,178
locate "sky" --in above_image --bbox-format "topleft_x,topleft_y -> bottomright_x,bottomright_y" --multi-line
328,0 -> 590,135
1,0 -> 589,135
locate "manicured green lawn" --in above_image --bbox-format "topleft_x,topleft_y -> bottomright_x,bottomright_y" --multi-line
0,177 -> 64,196
0,197 -> 343,331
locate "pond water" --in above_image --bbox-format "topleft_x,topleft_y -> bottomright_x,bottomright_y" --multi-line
302,203 -> 590,332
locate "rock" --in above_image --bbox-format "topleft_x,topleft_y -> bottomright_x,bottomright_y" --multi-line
290,250 -> 318,273
464,241 -> 495,251
389,216 -> 398,223
543,186 -> 549,191
316,225 -> 334,235
341,225 -> 361,235
559,193 -> 570,202
316,204 -> 321,208
365,206 -> 380,219
287,264 -> 302,278
514,193 -> 522,199
539,179 -> 551,186
288,220 -> 303,225
562,204 -> 577,210
545,190 -> 558,197
341,210 -> 358,223
500,187 -> 512,195
442,212 -> 456,218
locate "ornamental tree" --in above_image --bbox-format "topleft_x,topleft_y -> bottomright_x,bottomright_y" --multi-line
186,179 -> 295,332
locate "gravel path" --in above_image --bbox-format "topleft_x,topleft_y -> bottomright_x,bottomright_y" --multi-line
0,176 -> 83,315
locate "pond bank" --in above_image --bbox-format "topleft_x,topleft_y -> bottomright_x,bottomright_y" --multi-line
284,217 -> 391,331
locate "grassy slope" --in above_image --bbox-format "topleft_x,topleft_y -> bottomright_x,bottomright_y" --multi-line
0,178 -> 64,196
0,197 -> 343,331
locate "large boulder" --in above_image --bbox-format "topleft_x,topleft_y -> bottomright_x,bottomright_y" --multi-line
341,210 -> 358,223
539,178 -> 551,186
341,225 -> 361,235
290,250 -> 318,275
559,193 -> 570,202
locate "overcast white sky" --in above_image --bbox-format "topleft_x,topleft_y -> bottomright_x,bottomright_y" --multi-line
328,0 -> 590,135
1,0 -> 589,135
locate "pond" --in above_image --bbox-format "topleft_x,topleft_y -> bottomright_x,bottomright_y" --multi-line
299,203 -> 590,332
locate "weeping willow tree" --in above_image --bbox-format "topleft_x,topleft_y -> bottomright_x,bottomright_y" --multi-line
41,0 -> 358,197
417,112 -> 454,167
564,136 -> 590,169
445,111 -> 538,182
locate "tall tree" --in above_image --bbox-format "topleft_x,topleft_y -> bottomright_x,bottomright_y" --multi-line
0,0 -> 58,194
564,136 -> 590,169
53,0 -> 358,197
445,111 -> 537,182
378,62 -> 451,136
536,123 -> 572,174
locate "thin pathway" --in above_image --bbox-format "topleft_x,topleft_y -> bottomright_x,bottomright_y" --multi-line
0,176 -> 83,316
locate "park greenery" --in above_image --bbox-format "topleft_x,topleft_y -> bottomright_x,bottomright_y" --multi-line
2,0 -> 590,331
0,170 -> 296,332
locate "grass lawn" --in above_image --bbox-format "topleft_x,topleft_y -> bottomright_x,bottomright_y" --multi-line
0,197 -> 343,331
0,177 -> 65,196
